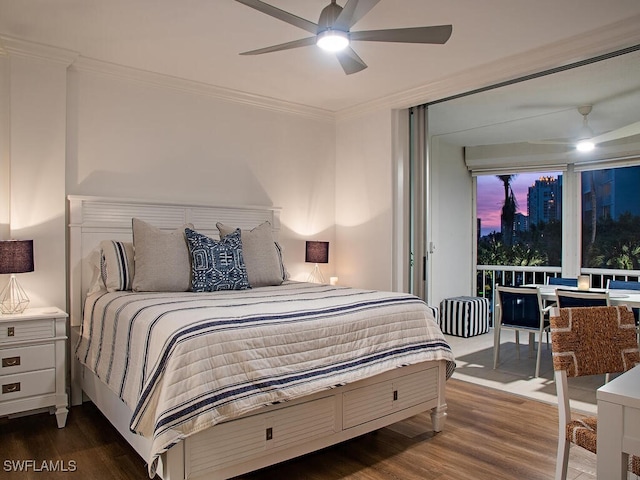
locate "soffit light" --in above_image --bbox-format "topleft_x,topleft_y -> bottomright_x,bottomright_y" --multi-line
316,30 -> 349,52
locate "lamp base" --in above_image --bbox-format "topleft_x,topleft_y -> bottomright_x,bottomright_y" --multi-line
0,275 -> 30,314
307,264 -> 326,284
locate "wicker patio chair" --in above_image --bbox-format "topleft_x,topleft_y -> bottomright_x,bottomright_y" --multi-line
550,305 -> 640,480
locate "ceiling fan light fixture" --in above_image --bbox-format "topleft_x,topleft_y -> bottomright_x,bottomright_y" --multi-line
236,0 -> 453,74
576,139 -> 595,152
316,30 -> 349,52
577,123 -> 594,141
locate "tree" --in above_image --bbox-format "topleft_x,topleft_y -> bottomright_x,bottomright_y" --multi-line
583,212 -> 640,269
477,232 -> 547,266
588,171 -> 597,245
528,220 -> 562,266
497,175 -> 518,247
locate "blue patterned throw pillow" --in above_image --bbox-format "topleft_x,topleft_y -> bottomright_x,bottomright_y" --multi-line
185,228 -> 250,292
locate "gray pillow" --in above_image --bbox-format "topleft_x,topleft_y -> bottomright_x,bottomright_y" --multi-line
132,218 -> 193,292
216,221 -> 284,287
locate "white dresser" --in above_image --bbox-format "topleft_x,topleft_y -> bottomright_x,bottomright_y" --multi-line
597,364 -> 640,479
0,307 -> 69,428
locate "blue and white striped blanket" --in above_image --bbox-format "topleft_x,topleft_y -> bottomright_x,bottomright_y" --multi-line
76,282 -> 454,476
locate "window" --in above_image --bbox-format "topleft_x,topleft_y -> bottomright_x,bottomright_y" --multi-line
410,47 -> 640,304
477,171 -> 563,267
581,164 -> 640,272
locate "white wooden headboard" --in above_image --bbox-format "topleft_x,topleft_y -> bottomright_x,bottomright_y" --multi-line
67,195 -> 281,328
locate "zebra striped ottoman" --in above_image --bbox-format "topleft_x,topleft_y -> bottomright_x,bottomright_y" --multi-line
439,296 -> 490,337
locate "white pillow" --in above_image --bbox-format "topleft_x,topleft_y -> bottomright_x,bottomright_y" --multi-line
132,218 -> 193,292
100,240 -> 135,292
86,247 -> 106,295
216,221 -> 285,287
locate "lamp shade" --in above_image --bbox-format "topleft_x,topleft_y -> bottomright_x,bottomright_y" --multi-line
305,241 -> 329,264
577,275 -> 590,290
0,240 -> 35,274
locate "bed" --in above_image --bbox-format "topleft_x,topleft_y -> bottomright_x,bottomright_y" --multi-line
68,195 -> 455,480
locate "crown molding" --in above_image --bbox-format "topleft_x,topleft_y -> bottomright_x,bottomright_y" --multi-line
3,12 -> 639,124
336,14 -> 640,121
0,35 -> 78,66
71,56 -> 335,123
0,33 -> 334,122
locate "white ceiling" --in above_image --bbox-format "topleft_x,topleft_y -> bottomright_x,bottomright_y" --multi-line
1,0 -> 640,145
430,48 -> 640,147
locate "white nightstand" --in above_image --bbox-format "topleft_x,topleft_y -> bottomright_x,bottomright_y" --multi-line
0,307 -> 69,428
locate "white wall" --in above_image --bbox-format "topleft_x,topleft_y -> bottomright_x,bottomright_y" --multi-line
335,109 -> 395,291
0,55 -> 9,240
428,138 -> 474,307
335,109 -> 474,304
0,44 -> 73,311
0,49 -> 476,308
65,68 -> 337,282
0,46 -> 337,312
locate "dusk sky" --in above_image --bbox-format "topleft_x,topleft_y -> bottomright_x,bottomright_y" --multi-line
477,172 -> 560,237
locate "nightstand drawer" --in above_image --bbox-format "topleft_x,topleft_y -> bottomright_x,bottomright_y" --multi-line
0,319 -> 55,344
0,344 -> 55,376
0,369 -> 56,401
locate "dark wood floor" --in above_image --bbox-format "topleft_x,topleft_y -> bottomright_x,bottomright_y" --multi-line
0,379 -> 574,480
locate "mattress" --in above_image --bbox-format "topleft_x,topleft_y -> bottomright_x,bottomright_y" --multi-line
76,281 -> 454,475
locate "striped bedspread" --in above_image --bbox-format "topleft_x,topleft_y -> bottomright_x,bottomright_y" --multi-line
76,282 -> 454,476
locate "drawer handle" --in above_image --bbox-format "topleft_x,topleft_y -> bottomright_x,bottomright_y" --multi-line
393,390 -> 398,401
2,356 -> 21,367
2,382 -> 21,394
7,326 -> 14,337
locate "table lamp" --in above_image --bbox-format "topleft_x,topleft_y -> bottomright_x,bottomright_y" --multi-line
0,240 -> 35,314
305,241 -> 329,284
577,275 -> 590,291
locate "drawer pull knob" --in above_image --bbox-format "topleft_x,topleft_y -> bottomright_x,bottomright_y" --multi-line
2,356 -> 21,367
7,326 -> 14,337
2,382 -> 21,394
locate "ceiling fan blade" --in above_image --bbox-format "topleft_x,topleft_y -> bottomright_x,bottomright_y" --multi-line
240,36 -> 317,55
235,0 -> 318,34
336,47 -> 367,75
334,0 -> 381,31
527,140 -> 572,145
591,120 -> 640,144
350,25 -> 452,44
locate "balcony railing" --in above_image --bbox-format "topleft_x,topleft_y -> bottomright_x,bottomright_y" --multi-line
476,265 -> 561,299
580,268 -> 640,289
476,265 -> 640,322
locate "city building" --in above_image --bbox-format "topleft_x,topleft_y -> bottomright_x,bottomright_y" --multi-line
527,176 -> 561,227
582,166 -> 640,222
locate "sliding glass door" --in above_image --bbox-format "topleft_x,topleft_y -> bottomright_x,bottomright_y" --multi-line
402,46 -> 640,308
408,105 -> 428,301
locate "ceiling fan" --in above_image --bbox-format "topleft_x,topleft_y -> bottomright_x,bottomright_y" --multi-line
532,105 -> 640,152
235,0 -> 452,74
